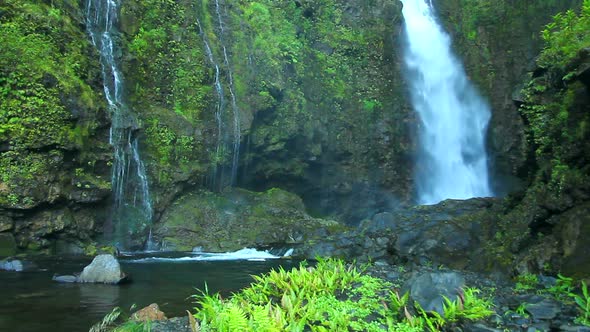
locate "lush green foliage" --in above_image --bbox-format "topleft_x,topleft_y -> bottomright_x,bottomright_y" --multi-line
546,274 -> 576,302
518,0 -> 590,196
193,259 -> 494,331
0,0 -> 107,208
539,0 -> 590,68
120,0 -> 211,188
572,281 -> 590,326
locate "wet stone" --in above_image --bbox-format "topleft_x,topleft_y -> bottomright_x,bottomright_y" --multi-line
525,298 -> 561,320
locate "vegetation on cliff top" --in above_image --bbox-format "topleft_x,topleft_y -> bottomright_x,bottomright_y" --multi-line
538,0 -> 590,68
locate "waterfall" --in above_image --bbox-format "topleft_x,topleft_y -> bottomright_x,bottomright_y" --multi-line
213,0 -> 241,187
86,0 -> 153,247
197,0 -> 242,189
400,0 -> 492,204
198,19 -> 226,190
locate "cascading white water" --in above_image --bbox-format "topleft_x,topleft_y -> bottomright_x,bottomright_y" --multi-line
197,18 -> 226,190
86,0 -> 153,247
213,0 -> 241,186
401,0 -> 492,204
196,1 -> 241,189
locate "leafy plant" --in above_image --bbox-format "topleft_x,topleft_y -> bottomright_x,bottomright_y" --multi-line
546,274 -> 575,302
89,307 -> 122,332
538,0 -> 590,68
192,259 -> 496,331
515,273 -> 539,292
572,281 -> 590,326
515,303 -> 529,318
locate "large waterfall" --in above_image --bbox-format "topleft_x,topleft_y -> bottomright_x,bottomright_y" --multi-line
86,0 -> 153,247
401,0 -> 492,204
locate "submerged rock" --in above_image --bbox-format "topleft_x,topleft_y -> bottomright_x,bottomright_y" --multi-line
52,274 -> 78,283
77,254 -> 127,284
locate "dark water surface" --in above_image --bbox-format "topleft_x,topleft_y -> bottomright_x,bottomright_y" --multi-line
0,253 -> 299,332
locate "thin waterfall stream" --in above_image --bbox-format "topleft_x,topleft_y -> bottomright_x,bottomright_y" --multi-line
197,18 -> 226,190
86,0 -> 153,248
401,0 -> 492,204
196,0 -> 242,189
213,0 -> 241,187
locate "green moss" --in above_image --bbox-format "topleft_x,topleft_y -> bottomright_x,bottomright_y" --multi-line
120,0 -> 211,190
0,0 -> 107,211
143,118 -> 202,186
0,0 -> 102,147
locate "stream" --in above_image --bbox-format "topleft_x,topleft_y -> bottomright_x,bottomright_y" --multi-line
0,252 -> 299,332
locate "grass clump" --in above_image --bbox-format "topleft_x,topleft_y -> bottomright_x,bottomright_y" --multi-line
89,306 -> 152,332
192,259 -> 495,331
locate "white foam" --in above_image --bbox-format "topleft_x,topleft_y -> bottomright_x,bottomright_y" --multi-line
126,248 -> 284,263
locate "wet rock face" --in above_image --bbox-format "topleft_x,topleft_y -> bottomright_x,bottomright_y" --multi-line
296,197 -> 507,268
406,272 -> 465,315
363,198 -> 501,269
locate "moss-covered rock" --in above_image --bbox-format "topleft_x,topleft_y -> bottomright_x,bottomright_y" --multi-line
116,0 -> 414,223
155,187 -> 345,252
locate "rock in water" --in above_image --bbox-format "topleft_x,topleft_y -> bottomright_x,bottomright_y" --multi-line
0,259 -> 23,271
78,254 -> 127,284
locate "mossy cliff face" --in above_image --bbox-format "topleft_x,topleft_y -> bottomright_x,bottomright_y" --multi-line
117,0 -> 413,222
118,0 -> 213,214
436,0 -> 583,194
230,0 -> 413,221
0,0 -> 111,254
467,3 -> 590,277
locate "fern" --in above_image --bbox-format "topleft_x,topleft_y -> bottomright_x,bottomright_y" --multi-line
248,304 -> 279,332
